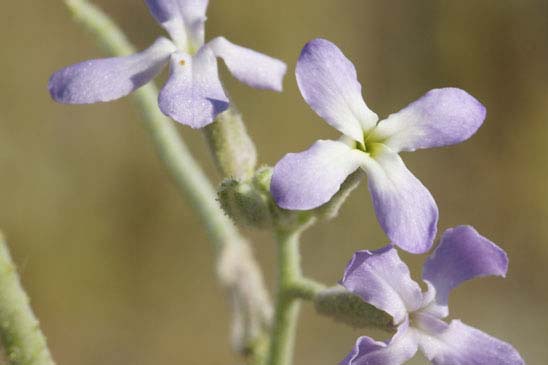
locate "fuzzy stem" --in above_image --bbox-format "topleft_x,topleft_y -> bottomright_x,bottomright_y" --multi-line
266,229 -> 305,365
0,233 -> 56,365
286,278 -> 325,301
63,0 -> 271,359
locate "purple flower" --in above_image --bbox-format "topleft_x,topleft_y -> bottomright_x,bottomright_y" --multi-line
340,226 -> 524,365
270,38 -> 486,253
48,0 -> 287,128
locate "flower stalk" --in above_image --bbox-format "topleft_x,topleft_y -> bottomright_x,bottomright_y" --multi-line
64,0 -> 271,360
266,228 -> 302,365
0,233 -> 56,365
266,226 -> 325,365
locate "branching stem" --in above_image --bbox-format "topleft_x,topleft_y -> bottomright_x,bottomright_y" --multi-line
266,229 -> 324,365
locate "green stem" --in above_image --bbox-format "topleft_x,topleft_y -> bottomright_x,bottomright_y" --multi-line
64,0 -> 271,360
0,233 -> 56,365
286,278 -> 325,301
266,229 -> 304,365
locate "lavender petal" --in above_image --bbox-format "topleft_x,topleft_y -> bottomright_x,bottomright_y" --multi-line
145,0 -> 209,49
341,320 -> 418,365
417,318 -> 524,365
296,38 -> 378,142
374,88 -> 486,153
208,37 -> 287,91
158,47 -> 229,128
341,246 -> 423,324
271,140 -> 365,210
48,37 -> 175,104
362,145 -> 438,253
422,225 -> 508,316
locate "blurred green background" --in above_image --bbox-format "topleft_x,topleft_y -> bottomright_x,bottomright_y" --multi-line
1,0 -> 547,364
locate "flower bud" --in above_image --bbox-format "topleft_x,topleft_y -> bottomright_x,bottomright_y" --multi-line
203,107 -> 257,180
218,178 -> 272,229
314,286 -> 394,331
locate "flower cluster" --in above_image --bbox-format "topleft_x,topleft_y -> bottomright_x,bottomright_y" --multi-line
49,1 -> 524,364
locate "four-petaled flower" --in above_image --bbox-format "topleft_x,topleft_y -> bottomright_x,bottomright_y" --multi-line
48,0 -> 287,128
340,225 -> 524,365
270,38 -> 487,253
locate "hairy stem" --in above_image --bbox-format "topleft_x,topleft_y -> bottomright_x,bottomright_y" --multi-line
286,278 -> 325,301
266,229 -> 305,365
0,233 -> 56,365
64,0 -> 271,359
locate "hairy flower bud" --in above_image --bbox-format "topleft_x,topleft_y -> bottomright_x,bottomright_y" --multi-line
218,178 -> 272,228
314,286 -> 394,331
204,108 -> 257,180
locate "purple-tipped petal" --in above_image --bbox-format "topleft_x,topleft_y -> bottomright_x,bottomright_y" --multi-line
341,246 -> 423,324
296,38 -> 378,142
146,0 -> 208,50
373,88 -> 486,153
158,48 -> 229,128
341,320 -> 418,365
48,37 -> 175,104
208,37 -> 287,91
422,226 -> 508,316
417,318 -> 524,365
362,145 -> 438,253
271,140 -> 365,210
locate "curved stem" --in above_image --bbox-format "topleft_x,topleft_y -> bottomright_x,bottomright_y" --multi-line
63,0 -> 271,359
0,233 -> 56,365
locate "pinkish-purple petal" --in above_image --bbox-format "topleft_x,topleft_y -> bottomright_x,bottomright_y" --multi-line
422,226 -> 508,316
362,145 -> 438,253
340,246 -> 423,324
48,37 -> 175,104
158,48 -> 229,128
373,88 -> 486,153
417,318 -> 524,365
208,37 -> 287,91
145,0 -> 208,50
296,38 -> 378,142
271,140 -> 365,210
341,320 -> 418,365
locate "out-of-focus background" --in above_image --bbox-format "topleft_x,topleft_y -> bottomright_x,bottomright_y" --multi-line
1,0 -> 547,364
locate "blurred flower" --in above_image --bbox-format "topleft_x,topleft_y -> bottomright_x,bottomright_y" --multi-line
270,38 -> 486,253
48,0 -> 287,128
340,225 -> 524,365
